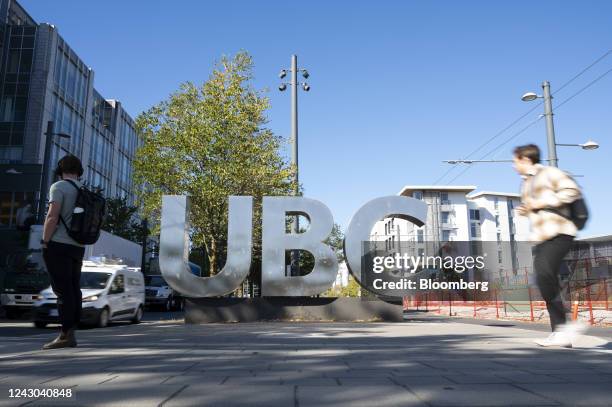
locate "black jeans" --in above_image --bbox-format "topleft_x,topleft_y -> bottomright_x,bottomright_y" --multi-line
533,234 -> 574,331
42,241 -> 85,332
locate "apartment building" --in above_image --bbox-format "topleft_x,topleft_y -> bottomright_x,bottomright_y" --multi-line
370,185 -> 531,275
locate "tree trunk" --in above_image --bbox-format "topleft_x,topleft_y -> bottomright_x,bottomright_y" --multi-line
209,238 -> 218,276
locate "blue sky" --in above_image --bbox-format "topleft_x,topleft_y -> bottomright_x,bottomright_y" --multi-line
21,0 -> 612,237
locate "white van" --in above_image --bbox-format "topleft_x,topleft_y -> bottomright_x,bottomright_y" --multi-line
33,261 -> 145,328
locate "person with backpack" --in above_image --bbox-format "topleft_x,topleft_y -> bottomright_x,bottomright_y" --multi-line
513,144 -> 588,348
41,155 -> 105,349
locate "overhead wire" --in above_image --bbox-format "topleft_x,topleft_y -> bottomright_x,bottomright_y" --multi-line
432,49 -> 612,185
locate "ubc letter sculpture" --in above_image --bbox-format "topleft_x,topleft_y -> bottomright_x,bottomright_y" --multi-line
262,197 -> 338,296
159,195 -> 427,297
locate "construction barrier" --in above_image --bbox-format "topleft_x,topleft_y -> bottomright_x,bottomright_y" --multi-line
402,262 -> 611,327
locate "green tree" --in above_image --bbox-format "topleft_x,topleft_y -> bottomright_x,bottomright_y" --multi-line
298,223 -> 345,272
323,275 -> 362,298
103,196 -> 143,243
134,52 -> 293,276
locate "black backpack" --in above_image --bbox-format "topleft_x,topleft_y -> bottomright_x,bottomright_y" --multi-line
59,180 -> 106,245
543,198 -> 589,230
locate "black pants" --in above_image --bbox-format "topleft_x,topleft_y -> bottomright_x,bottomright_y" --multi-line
533,234 -> 574,331
43,241 -> 85,332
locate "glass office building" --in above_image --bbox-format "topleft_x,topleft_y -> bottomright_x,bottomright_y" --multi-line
0,0 -> 140,229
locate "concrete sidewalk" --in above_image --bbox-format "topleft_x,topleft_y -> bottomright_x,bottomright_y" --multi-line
0,319 -> 610,406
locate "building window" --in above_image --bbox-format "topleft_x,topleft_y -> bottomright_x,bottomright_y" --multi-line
469,209 -> 480,221
441,192 -> 449,204
497,232 -> 501,242
0,146 -> 23,163
441,211 -> 450,224
416,229 -> 424,243
470,223 -> 481,238
498,250 -> 503,264
0,191 -> 34,228
413,191 -> 423,200
442,230 -> 451,241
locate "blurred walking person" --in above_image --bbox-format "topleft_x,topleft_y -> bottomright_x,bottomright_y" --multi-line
513,144 -> 587,348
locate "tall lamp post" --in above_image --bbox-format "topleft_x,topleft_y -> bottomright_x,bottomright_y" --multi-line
37,121 -> 71,224
520,81 -> 599,167
279,55 -> 310,276
444,82 -> 600,169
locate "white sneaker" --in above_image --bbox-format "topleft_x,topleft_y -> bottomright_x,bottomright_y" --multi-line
557,320 -> 588,343
534,332 -> 572,348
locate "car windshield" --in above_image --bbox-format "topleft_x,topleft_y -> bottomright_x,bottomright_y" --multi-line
145,276 -> 166,287
80,272 -> 112,289
3,272 -> 50,292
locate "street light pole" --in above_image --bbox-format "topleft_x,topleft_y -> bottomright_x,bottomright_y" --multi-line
542,81 -> 558,168
279,54 -> 310,277
36,120 -> 71,224
290,55 -> 300,277
37,121 -> 55,224
291,55 -> 299,199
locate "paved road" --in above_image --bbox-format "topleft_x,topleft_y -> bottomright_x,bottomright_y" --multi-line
0,314 -> 611,406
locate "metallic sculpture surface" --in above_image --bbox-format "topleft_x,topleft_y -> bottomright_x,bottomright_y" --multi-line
160,195 -> 426,297
159,195 -> 252,297
261,197 -> 338,296
343,196 -> 427,287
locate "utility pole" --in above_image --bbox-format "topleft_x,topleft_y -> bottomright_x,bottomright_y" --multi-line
542,81 -> 558,168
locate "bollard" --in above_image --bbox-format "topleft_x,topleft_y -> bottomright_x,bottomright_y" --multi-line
495,289 -> 499,319
473,290 -> 477,318
585,261 -> 595,325
527,286 -> 535,322
604,278 -> 609,311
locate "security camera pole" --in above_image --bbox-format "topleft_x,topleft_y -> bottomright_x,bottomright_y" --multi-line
279,54 -> 310,276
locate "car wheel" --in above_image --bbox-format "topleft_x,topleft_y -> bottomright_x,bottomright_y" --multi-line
131,306 -> 143,324
97,308 -> 109,328
34,321 -> 47,328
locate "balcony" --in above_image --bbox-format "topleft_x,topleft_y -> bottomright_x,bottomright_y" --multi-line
441,220 -> 458,229
439,202 -> 454,212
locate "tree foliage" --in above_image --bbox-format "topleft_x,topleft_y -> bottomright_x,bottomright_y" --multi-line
134,52 -> 294,275
323,275 -> 362,297
298,223 -> 345,272
104,196 -> 148,244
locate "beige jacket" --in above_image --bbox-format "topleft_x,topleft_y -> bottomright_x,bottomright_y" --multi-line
520,164 -> 581,242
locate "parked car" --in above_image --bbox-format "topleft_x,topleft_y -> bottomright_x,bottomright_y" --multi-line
33,261 -> 144,328
1,252 -> 49,319
144,275 -> 184,311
